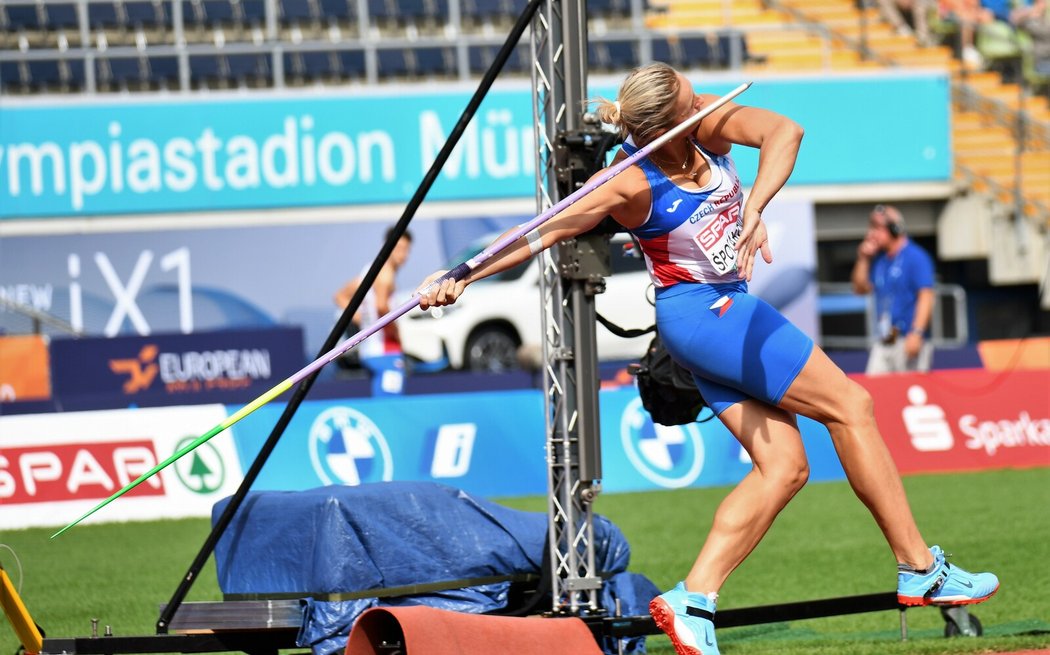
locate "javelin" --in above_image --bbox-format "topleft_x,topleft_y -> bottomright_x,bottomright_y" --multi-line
51,81 -> 751,539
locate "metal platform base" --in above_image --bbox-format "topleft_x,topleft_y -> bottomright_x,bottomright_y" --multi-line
41,629 -> 299,655
160,600 -> 303,632
42,592 -> 981,654
42,601 -> 303,655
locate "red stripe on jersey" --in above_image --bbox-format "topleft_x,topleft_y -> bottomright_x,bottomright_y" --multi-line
641,234 -> 695,287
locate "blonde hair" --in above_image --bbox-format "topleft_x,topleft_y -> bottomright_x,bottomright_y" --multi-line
592,63 -> 682,145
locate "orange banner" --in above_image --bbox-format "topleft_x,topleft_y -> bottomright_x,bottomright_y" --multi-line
979,337 -> 1050,371
0,335 -> 50,402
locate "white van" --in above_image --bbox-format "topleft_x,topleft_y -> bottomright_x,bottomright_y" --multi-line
400,233 -> 656,372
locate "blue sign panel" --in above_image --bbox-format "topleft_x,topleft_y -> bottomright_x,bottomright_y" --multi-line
597,388 -> 846,493
229,390 -> 547,498
228,386 -> 847,499
0,73 -> 950,218
49,326 -> 304,410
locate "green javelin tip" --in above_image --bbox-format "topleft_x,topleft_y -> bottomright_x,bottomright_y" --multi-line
51,378 -> 294,539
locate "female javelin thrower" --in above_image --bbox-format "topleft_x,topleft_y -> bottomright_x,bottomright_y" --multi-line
418,63 -> 998,655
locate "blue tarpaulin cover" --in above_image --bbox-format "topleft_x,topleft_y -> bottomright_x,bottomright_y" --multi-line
212,481 -> 659,655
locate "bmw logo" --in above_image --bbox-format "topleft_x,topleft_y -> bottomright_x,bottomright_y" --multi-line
309,406 -> 393,486
620,397 -> 704,488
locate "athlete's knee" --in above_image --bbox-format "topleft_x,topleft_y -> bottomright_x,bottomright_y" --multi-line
843,381 -> 876,425
824,379 -> 875,428
764,453 -> 809,497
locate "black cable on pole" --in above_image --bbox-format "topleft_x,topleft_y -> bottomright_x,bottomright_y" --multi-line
155,0 -> 546,633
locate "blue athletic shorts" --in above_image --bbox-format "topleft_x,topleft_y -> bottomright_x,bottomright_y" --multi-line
655,281 -> 814,416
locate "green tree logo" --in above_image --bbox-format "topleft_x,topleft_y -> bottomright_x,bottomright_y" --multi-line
173,438 -> 226,494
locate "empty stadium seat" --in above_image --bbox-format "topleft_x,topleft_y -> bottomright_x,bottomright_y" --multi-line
651,36 -> 674,65
226,52 -> 269,83
431,0 -> 450,23
317,0 -> 353,23
237,0 -> 267,25
399,0 -> 427,21
5,3 -> 43,31
87,2 -> 121,29
202,0 -> 235,25
44,3 -> 80,31
27,59 -> 62,88
103,56 -> 145,86
413,45 -> 452,76
0,61 -> 25,89
603,39 -> 637,69
124,1 -> 160,27
180,0 -> 207,28
189,53 -> 224,86
464,0 -> 508,23
336,49 -> 364,77
679,36 -> 718,68
65,58 -> 86,88
280,0 -> 315,23
376,48 -> 408,78
467,42 -> 526,75
366,0 -> 395,25
146,55 -> 180,86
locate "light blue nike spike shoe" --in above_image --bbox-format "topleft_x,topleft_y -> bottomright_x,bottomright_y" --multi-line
649,582 -> 719,655
897,545 -> 1000,606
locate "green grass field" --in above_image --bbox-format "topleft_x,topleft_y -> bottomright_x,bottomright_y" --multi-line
2,468 -> 1048,655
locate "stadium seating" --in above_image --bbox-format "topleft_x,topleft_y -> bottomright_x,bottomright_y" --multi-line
468,42 -> 527,75
0,0 -> 689,92
414,45 -> 453,77
4,2 -> 43,31
147,55 -> 180,87
0,60 -> 25,90
101,55 -> 145,88
376,47 -> 409,79
336,49 -> 366,78
227,52 -> 269,84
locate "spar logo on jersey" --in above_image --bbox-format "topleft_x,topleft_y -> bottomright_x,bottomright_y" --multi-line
309,406 -> 393,486
620,397 -> 704,488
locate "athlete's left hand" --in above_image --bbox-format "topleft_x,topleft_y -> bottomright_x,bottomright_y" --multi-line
735,210 -> 773,281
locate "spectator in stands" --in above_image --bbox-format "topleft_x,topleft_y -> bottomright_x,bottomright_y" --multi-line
940,0 -> 994,66
851,204 -> 935,374
418,63 -> 999,655
982,0 -> 1046,25
976,0 -> 1046,71
333,227 -> 413,373
876,0 -> 933,45
1021,3 -> 1050,83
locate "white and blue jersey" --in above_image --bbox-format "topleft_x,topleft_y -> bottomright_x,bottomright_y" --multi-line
622,137 -> 744,286
622,138 -> 814,416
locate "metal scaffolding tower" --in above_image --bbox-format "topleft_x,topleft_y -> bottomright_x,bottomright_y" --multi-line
529,0 -> 611,615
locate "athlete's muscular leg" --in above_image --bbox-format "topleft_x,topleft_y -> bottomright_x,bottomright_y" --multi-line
684,400 -> 809,593
777,345 -> 933,570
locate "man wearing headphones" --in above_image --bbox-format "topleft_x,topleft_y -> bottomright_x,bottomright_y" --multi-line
851,204 -> 936,374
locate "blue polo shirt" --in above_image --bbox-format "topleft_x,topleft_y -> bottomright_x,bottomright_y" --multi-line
982,0 -> 1011,22
870,241 -> 935,336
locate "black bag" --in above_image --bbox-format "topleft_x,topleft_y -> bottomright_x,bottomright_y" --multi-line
630,332 -> 708,426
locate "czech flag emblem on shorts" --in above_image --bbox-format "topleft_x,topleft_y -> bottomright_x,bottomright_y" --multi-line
709,295 -> 733,318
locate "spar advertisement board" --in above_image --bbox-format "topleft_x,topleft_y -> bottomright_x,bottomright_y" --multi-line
0,405 -> 243,529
